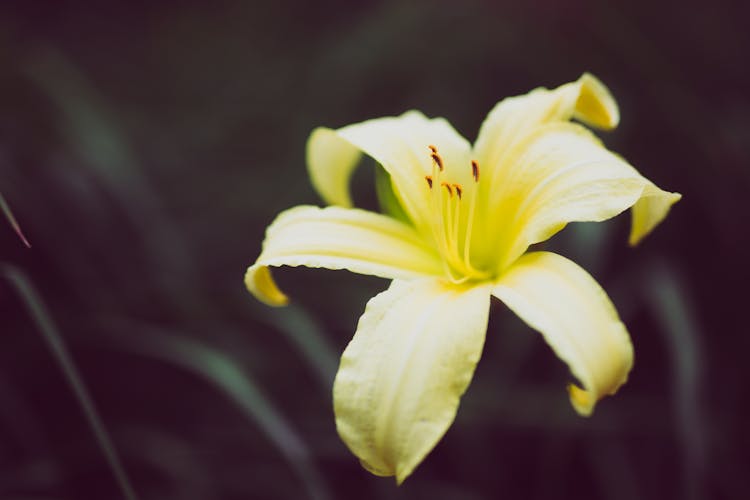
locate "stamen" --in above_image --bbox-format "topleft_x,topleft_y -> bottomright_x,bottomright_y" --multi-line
431,152 -> 444,171
422,145 -> 490,283
441,182 -> 457,269
463,161 -> 479,273
426,151 -> 451,277
471,160 -> 480,182
428,144 -> 445,171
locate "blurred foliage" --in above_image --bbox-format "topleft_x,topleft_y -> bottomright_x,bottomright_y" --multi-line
1,0 -> 748,499
1,193 -> 31,248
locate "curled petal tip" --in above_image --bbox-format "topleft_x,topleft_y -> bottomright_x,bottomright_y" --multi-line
245,265 -> 289,307
359,458 -> 394,479
567,384 -> 595,417
575,73 -> 620,130
628,190 -> 682,247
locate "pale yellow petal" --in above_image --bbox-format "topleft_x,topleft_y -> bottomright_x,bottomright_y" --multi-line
480,123 -> 679,271
473,72 -> 619,181
306,111 -> 472,232
306,127 -> 363,207
492,252 -> 633,416
628,184 -> 682,246
245,206 -> 442,306
334,279 -> 492,483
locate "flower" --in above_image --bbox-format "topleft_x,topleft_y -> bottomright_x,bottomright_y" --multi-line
245,73 -> 680,483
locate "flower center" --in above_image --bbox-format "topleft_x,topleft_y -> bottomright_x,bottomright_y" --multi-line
424,145 -> 490,283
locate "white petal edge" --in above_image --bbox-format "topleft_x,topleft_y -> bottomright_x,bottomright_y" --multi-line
492,251 -> 633,416
245,206 -> 442,306
333,278 -> 492,483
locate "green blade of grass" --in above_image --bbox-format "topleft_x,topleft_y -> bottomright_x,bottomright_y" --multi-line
1,192 -> 31,248
112,324 -> 332,500
23,48 -> 194,293
1,264 -> 137,500
262,303 -> 339,389
645,260 -> 706,500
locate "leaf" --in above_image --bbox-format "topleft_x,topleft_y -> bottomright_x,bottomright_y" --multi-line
2,265 -> 136,500
1,192 -> 31,248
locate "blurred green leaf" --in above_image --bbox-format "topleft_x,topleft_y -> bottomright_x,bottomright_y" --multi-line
262,303 -> 339,389
1,264 -> 137,500
112,324 -> 332,500
374,165 -> 411,225
1,192 -> 31,248
645,260 -> 706,500
22,48 -> 194,295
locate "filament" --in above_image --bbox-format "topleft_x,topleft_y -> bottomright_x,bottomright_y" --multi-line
423,146 -> 489,283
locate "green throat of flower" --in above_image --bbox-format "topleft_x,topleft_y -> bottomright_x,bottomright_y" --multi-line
424,145 -> 492,284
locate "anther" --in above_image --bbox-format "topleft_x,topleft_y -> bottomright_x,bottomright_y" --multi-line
431,152 -> 444,171
454,184 -> 463,199
441,182 -> 453,197
428,144 -> 438,154
425,175 -> 433,189
471,160 -> 480,182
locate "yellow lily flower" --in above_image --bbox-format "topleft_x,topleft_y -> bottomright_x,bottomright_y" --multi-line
245,73 -> 681,483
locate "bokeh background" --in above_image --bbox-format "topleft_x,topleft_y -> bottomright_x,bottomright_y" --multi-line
1,1 -> 748,499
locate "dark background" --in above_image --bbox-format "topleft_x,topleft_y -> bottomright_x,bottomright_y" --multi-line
1,1 -> 748,499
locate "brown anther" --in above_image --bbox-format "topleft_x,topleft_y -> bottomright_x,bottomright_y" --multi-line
428,144 -> 438,154
454,184 -> 463,199
441,182 -> 453,197
471,160 -> 480,182
431,152 -> 444,171
425,175 -> 433,189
